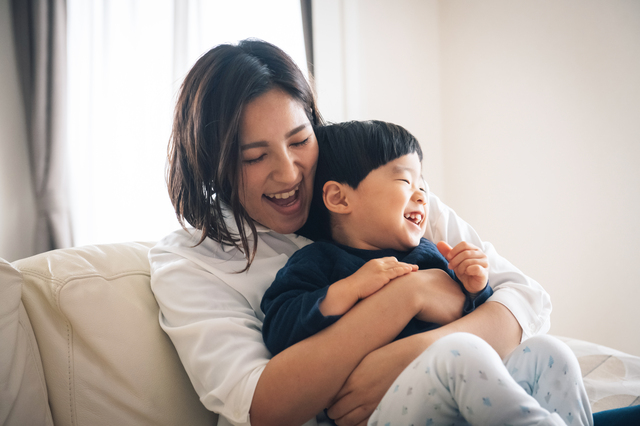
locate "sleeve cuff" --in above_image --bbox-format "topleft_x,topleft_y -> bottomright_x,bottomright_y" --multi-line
302,290 -> 342,333
462,283 -> 494,315
487,287 -> 552,343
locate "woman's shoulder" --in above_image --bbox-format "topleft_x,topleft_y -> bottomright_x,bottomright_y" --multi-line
151,227 -> 241,261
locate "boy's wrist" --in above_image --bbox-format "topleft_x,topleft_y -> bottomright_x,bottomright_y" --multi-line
319,278 -> 359,316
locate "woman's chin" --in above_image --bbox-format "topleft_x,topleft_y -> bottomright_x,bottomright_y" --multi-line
270,217 -> 306,234
263,208 -> 308,234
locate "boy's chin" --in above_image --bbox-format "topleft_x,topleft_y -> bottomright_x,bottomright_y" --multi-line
395,238 -> 422,252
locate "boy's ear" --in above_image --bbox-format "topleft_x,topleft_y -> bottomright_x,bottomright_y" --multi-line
322,181 -> 351,214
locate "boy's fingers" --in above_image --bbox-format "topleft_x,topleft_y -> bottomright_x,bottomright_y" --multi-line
436,241 -> 453,259
458,260 -> 489,276
395,263 -> 418,273
464,264 -> 486,277
383,263 -> 416,279
448,251 -> 487,270
455,259 -> 489,275
446,241 -> 481,260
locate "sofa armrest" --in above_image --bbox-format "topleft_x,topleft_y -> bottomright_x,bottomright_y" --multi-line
0,258 -> 53,426
13,242 -> 218,426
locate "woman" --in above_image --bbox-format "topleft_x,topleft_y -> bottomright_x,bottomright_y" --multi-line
150,39 -> 551,426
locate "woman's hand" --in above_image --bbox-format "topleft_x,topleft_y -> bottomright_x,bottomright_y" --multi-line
326,302 -> 522,425
326,333 -> 434,426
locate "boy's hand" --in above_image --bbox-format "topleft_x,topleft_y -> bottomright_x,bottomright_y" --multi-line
437,241 -> 489,294
352,257 -> 418,299
319,257 -> 417,316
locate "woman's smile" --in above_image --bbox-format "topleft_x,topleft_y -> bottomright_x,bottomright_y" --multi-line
263,185 -> 303,212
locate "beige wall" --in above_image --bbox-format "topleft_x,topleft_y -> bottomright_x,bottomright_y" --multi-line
0,0 -> 37,262
313,0 -> 446,196
313,0 -> 640,355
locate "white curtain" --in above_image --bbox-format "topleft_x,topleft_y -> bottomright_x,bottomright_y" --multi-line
67,0 -> 308,246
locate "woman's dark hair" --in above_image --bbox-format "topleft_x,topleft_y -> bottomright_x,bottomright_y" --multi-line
167,39 -> 323,271
300,120 -> 423,241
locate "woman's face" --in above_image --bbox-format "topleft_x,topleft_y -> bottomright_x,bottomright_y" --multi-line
238,88 -> 318,234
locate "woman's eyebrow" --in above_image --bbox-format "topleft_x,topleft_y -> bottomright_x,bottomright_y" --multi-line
241,141 -> 268,151
241,124 -> 310,151
285,123 -> 309,138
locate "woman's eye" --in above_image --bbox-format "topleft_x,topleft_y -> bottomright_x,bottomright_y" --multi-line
291,138 -> 309,147
243,154 -> 265,165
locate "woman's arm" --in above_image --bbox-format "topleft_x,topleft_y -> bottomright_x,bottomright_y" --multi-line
425,189 -> 552,341
326,301 -> 521,426
151,229 -> 463,426
250,268 -> 466,426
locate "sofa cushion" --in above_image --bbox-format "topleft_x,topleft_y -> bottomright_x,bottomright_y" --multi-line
0,258 -> 53,426
14,242 -> 218,426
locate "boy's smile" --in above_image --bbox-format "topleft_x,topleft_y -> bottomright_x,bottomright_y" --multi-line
331,152 -> 427,251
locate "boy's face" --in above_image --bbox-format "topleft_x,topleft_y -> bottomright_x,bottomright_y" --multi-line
342,152 -> 427,251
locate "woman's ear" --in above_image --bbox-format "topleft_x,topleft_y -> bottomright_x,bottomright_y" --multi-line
323,181 -> 351,214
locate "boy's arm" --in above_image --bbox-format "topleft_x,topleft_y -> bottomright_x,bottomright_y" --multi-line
261,249 -> 341,355
320,257 -> 417,316
262,249 -> 417,355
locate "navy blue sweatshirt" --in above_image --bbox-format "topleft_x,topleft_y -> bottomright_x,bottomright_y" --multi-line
261,238 -> 493,356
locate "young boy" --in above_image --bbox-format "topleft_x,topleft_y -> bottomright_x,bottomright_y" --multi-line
261,121 -> 591,426
261,120 -> 492,356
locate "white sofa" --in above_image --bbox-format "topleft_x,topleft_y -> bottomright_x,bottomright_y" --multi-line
0,242 -> 217,426
1,242 -> 639,425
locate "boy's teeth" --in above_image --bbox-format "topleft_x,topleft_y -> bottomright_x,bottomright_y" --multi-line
404,213 -> 423,224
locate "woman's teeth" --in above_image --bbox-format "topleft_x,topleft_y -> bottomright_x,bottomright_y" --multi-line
266,187 -> 298,200
404,212 -> 423,224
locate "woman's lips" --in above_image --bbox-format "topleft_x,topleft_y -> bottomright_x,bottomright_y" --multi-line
264,184 -> 302,209
264,190 -> 299,207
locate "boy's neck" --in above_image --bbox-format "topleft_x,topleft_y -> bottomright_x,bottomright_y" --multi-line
330,217 -> 379,251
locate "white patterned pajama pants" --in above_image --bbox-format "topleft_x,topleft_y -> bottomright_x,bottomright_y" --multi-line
368,332 -> 593,426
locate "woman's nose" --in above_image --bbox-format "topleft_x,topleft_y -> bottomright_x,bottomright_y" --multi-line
273,153 -> 298,183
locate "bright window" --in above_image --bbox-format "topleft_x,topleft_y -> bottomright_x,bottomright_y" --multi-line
67,0 -> 308,246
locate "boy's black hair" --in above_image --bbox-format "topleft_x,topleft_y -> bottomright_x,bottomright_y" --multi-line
297,120 -> 423,241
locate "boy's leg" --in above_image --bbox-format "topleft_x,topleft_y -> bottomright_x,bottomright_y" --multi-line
368,332 -> 565,426
503,335 -> 593,426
